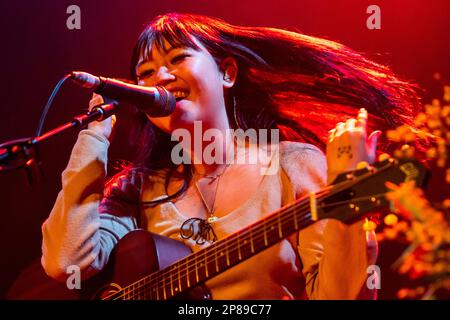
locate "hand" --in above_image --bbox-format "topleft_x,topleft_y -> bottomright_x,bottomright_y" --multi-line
87,93 -> 116,141
326,108 -> 382,184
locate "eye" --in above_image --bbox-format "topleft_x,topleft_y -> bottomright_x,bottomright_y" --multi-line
137,69 -> 154,79
170,53 -> 190,65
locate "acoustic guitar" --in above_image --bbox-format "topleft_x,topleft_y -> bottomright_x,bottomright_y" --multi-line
7,156 -> 427,300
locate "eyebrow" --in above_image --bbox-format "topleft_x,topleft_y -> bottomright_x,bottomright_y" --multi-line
136,46 -> 183,68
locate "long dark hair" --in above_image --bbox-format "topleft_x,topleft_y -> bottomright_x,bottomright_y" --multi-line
113,12 -> 422,206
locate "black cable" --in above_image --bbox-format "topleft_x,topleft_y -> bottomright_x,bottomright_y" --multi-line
35,73 -> 72,136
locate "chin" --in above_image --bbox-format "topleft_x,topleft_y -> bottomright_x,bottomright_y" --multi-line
167,101 -> 199,131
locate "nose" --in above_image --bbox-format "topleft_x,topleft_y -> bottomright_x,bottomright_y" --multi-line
154,66 -> 175,87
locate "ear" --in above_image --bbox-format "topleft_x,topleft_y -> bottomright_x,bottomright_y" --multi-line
220,56 -> 238,89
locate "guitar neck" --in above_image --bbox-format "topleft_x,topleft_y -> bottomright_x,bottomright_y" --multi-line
119,193 -> 321,300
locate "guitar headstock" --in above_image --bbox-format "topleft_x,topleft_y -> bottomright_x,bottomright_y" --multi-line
317,155 -> 428,224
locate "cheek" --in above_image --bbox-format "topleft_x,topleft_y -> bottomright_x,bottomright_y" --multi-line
187,60 -> 223,96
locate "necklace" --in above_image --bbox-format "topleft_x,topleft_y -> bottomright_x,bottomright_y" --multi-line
179,163 -> 230,245
194,163 -> 230,223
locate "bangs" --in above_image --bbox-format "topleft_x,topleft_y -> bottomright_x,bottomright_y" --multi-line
130,13 -> 233,80
137,19 -> 200,61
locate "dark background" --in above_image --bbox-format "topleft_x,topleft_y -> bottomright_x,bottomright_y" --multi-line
0,0 -> 449,299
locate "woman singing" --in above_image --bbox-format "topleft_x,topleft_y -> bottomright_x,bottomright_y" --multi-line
41,13 -> 420,299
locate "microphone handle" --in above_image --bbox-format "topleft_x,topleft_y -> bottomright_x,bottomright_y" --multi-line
96,78 -> 173,117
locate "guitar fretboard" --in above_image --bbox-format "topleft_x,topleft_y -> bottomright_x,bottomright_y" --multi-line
117,193 -> 322,300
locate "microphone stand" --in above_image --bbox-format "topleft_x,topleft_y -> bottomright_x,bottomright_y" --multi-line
0,103 -> 118,183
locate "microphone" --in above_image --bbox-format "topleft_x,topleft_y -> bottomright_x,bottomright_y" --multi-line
70,71 -> 176,117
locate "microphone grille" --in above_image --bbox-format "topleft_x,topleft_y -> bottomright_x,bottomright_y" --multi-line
70,71 -> 100,88
154,86 -> 176,117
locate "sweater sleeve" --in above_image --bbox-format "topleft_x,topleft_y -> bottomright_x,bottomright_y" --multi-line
280,141 -> 378,300
41,129 -> 139,281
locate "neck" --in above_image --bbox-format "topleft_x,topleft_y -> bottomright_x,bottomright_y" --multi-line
193,128 -> 234,177
180,119 -> 234,176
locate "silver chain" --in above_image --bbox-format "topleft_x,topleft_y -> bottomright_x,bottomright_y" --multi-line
194,163 -> 230,223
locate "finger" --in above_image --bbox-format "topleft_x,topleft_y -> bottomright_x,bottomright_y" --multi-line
367,130 -> 382,155
89,99 -> 104,111
92,92 -> 103,100
356,108 -> 368,128
111,115 -> 117,128
345,118 -> 357,131
335,122 -> 345,136
91,92 -> 104,104
89,93 -> 105,110
328,128 -> 336,141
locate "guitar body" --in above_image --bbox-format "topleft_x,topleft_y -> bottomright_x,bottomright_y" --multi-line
7,230 -> 211,300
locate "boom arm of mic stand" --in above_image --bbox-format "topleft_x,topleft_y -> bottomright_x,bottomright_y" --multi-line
0,103 -> 118,182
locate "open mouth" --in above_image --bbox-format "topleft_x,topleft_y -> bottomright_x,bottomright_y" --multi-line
172,90 -> 189,102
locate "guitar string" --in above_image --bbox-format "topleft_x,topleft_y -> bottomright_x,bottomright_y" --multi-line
103,183 -> 334,300
105,170 -> 392,300
106,192 -> 387,300
110,212 -> 315,300
115,192 -> 389,300
117,193 -> 388,300
104,160 -> 395,300
103,161 -> 396,299
104,198 -> 318,300
106,185 -> 387,298
104,185 -> 337,299
109,193 -> 388,300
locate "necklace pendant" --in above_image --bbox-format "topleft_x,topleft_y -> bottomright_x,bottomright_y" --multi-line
207,215 -> 218,223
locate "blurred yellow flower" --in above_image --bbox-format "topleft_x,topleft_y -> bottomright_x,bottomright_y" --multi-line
382,83 -> 450,299
384,213 -> 398,226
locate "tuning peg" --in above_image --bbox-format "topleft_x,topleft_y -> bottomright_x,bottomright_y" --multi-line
356,161 -> 376,174
356,161 -> 369,169
378,153 -> 391,162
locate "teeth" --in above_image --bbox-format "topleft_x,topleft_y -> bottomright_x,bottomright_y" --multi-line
172,91 -> 188,99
